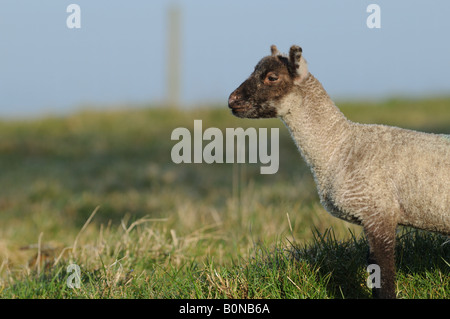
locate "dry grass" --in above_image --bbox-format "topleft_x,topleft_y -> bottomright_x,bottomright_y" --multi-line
0,99 -> 449,298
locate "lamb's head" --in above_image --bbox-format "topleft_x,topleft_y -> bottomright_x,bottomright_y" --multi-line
228,45 -> 309,119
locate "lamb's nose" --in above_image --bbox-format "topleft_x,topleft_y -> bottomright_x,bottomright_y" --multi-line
228,92 -> 239,108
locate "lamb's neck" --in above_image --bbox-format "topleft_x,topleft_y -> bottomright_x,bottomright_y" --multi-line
280,74 -> 352,179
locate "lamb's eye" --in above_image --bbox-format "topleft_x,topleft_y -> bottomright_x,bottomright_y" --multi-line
264,72 -> 279,84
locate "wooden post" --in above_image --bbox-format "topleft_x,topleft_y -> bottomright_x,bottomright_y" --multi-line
167,4 -> 181,108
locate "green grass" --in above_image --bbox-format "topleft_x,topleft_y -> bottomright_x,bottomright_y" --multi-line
0,98 -> 449,298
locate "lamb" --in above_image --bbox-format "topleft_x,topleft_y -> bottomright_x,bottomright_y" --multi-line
228,44 -> 450,299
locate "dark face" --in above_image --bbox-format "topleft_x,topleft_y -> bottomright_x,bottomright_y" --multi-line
228,55 -> 295,118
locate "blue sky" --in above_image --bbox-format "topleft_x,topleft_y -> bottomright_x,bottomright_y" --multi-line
1,0 -> 450,117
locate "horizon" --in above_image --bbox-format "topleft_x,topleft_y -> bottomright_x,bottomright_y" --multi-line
1,1 -> 450,118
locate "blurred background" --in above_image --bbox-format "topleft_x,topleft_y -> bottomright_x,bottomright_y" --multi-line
1,0 -> 450,117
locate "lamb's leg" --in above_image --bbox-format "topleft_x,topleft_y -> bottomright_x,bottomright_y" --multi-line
364,221 -> 397,299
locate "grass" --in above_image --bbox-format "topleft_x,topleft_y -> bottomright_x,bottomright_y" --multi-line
0,97 -> 449,299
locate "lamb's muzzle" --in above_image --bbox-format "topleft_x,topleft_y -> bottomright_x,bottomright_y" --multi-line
228,90 -> 248,114
228,44 -> 450,299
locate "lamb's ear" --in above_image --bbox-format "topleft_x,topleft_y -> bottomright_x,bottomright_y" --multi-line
289,45 -> 308,84
270,44 -> 280,56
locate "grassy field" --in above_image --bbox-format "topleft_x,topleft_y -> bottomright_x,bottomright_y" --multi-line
0,98 -> 449,299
